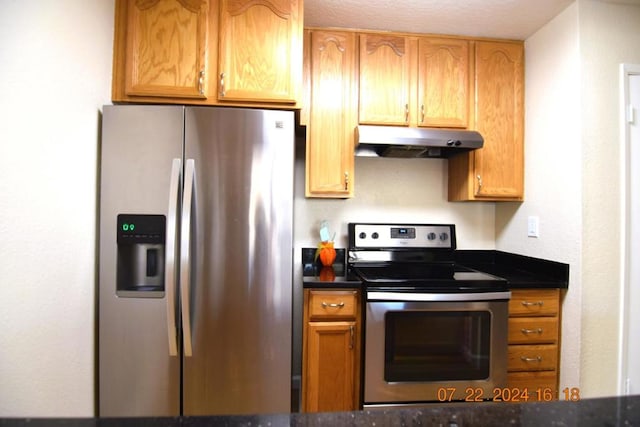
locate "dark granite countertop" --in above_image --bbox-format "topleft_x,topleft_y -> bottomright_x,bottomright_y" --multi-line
301,248 -> 569,290
302,247 -> 362,288
456,250 -> 570,289
2,395 -> 638,426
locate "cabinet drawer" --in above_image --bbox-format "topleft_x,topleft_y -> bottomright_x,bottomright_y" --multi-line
509,290 -> 559,316
507,371 -> 558,400
508,345 -> 558,372
308,290 -> 358,320
508,317 -> 558,344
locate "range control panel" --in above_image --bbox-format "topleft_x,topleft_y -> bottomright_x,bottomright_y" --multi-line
349,223 -> 456,249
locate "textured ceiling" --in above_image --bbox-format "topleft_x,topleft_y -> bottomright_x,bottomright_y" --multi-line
304,0 -> 576,40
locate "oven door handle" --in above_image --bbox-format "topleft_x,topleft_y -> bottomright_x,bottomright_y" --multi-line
366,291 -> 511,302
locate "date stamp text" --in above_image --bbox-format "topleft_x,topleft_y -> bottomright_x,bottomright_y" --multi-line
436,387 -> 581,403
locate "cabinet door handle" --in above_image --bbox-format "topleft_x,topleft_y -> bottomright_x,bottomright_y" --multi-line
420,104 -> 425,123
405,103 -> 409,123
521,356 -> 543,363
220,72 -> 226,97
349,325 -> 355,349
521,301 -> 544,307
521,328 -> 543,335
476,174 -> 483,192
321,301 -> 345,308
344,171 -> 349,191
198,69 -> 205,95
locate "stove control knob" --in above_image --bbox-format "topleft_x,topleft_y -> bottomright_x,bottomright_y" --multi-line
439,232 -> 449,241
427,232 -> 436,240
372,232 -> 379,239
359,232 -> 367,239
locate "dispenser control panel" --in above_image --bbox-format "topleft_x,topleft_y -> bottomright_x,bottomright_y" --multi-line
117,214 -> 165,245
116,214 -> 166,298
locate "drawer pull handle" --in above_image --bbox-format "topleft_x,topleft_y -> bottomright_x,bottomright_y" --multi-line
521,301 -> 544,307
521,356 -> 543,363
521,328 -> 543,335
322,301 -> 345,308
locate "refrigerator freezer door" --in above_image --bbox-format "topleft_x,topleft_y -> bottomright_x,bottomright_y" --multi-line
182,107 -> 294,415
99,105 -> 183,416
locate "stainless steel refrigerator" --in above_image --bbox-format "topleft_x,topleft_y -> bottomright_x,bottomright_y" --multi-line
98,105 -> 293,416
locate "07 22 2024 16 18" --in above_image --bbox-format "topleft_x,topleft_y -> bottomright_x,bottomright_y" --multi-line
436,386 -> 582,402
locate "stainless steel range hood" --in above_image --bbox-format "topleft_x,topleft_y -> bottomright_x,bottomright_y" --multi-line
355,125 -> 484,158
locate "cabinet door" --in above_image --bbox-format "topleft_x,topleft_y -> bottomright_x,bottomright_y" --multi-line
305,322 -> 357,412
473,41 -> 524,198
218,0 -> 302,103
306,31 -> 357,198
118,0 -> 213,99
359,34 -> 411,125
417,37 -> 470,128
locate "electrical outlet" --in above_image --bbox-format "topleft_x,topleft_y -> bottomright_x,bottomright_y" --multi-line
527,216 -> 540,238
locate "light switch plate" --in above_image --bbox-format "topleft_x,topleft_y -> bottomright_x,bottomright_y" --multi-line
527,216 -> 540,238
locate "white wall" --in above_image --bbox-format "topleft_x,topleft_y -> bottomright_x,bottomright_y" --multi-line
578,0 -> 640,397
294,155 -> 496,250
496,2 -> 582,395
0,0 -> 114,416
498,0 -> 640,398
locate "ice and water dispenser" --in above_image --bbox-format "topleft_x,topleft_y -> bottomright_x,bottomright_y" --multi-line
116,214 -> 166,297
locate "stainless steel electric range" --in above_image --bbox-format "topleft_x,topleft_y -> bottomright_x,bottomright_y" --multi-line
348,223 -> 511,408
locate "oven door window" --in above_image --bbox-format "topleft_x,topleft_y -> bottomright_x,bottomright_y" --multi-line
384,310 -> 490,382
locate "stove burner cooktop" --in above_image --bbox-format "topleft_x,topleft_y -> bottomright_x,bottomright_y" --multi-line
352,263 -> 508,292
348,223 -> 507,293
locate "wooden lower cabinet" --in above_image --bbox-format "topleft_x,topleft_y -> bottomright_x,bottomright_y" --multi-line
507,289 -> 561,401
302,289 -> 360,412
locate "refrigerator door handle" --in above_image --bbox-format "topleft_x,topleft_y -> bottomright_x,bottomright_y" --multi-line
165,158 -> 181,357
180,158 -> 196,357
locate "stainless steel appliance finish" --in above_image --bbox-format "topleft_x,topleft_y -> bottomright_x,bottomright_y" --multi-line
354,125 -> 484,158
348,223 -> 510,408
364,295 -> 509,406
99,105 -> 294,416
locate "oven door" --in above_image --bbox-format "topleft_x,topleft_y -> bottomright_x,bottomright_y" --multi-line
364,291 -> 510,406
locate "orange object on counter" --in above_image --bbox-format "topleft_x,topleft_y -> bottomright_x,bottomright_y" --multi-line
317,241 -> 337,267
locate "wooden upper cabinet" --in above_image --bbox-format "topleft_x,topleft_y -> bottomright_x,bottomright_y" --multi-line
112,0 -> 303,106
357,35 -> 470,128
218,0 -> 302,103
359,34 -> 411,125
417,37 -> 470,128
305,30 -> 357,198
473,41 -> 524,199
448,40 -> 524,201
114,0 -> 215,100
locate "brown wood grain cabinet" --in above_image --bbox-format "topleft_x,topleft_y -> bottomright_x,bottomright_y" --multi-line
112,0 -> 216,100
306,29 -> 524,200
112,0 -> 303,107
507,289 -> 561,401
448,40 -> 524,201
416,37 -> 471,128
304,30 -> 357,198
302,289 -> 361,412
218,0 -> 302,103
358,34 -> 412,126
358,35 -> 470,128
